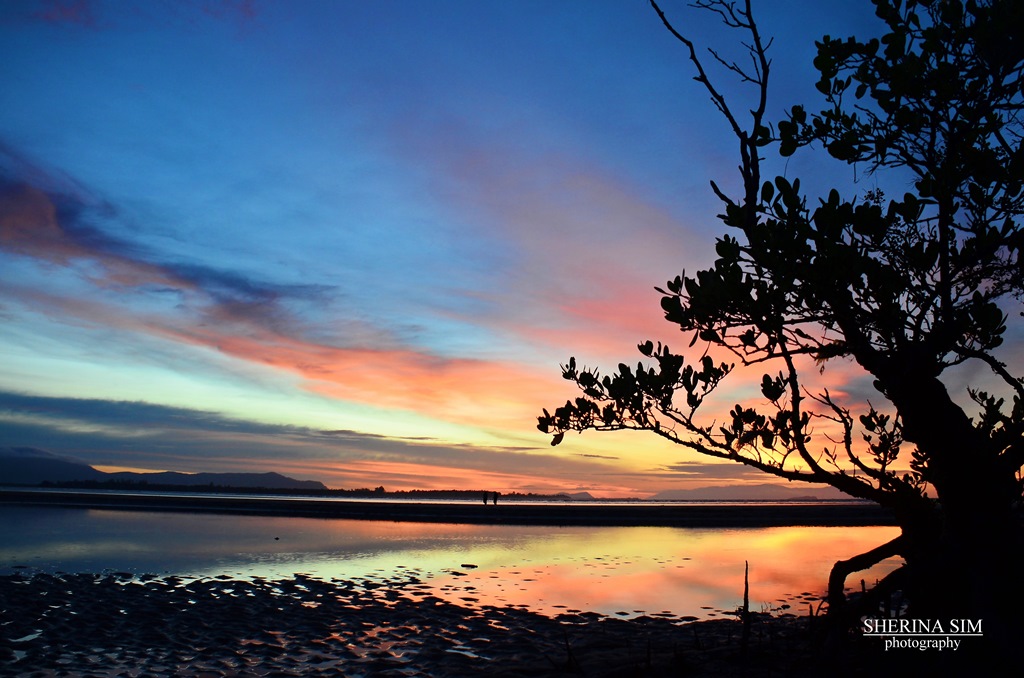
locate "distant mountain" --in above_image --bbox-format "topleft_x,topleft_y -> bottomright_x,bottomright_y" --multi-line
105,470 -> 326,491
0,447 -> 326,491
0,447 -> 105,485
649,483 -> 851,501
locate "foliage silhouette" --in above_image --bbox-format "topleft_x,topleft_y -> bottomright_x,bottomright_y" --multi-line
538,0 -> 1024,654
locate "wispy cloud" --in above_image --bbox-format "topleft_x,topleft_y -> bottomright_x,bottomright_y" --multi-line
378,113 -> 718,367
657,460 -> 769,481
1,149 -> 328,314
0,144 -> 582,432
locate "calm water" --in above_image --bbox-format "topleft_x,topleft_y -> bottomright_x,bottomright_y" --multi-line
0,504 -> 901,619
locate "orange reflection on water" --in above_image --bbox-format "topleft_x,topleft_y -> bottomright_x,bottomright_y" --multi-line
2,508 -> 902,621
424,525 -> 902,618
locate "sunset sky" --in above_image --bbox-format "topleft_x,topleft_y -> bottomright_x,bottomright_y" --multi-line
1,1 -> 889,496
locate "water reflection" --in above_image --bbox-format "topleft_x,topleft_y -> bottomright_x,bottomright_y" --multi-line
0,505 -> 901,619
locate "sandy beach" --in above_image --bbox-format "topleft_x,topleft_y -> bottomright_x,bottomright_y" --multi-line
0,490 -> 896,527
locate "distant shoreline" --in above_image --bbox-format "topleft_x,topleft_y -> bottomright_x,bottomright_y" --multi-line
0,488 -> 896,527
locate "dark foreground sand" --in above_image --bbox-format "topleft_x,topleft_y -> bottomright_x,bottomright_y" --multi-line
2,570 -> 992,678
1,570 -> 857,678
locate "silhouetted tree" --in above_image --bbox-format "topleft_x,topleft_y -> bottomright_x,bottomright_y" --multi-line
539,0 -> 1024,654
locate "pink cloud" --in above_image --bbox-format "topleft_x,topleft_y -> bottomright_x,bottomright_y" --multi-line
1,183 -> 84,264
0,182 -> 190,291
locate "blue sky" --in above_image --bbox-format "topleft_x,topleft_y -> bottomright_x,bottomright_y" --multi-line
2,0 -> 898,495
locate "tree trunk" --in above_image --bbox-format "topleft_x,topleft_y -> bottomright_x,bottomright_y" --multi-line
865,367 -> 1023,657
883,490 -> 1022,671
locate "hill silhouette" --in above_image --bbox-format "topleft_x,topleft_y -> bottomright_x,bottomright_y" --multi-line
0,447 -> 326,491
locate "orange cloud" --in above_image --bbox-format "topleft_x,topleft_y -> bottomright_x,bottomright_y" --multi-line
148,320 -> 568,432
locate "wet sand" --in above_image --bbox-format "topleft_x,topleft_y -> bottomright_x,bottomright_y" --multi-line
1,570 -> 841,678
0,490 -> 895,527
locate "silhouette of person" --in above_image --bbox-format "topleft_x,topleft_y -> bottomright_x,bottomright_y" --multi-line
482,491 -> 489,505
492,491 -> 500,506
